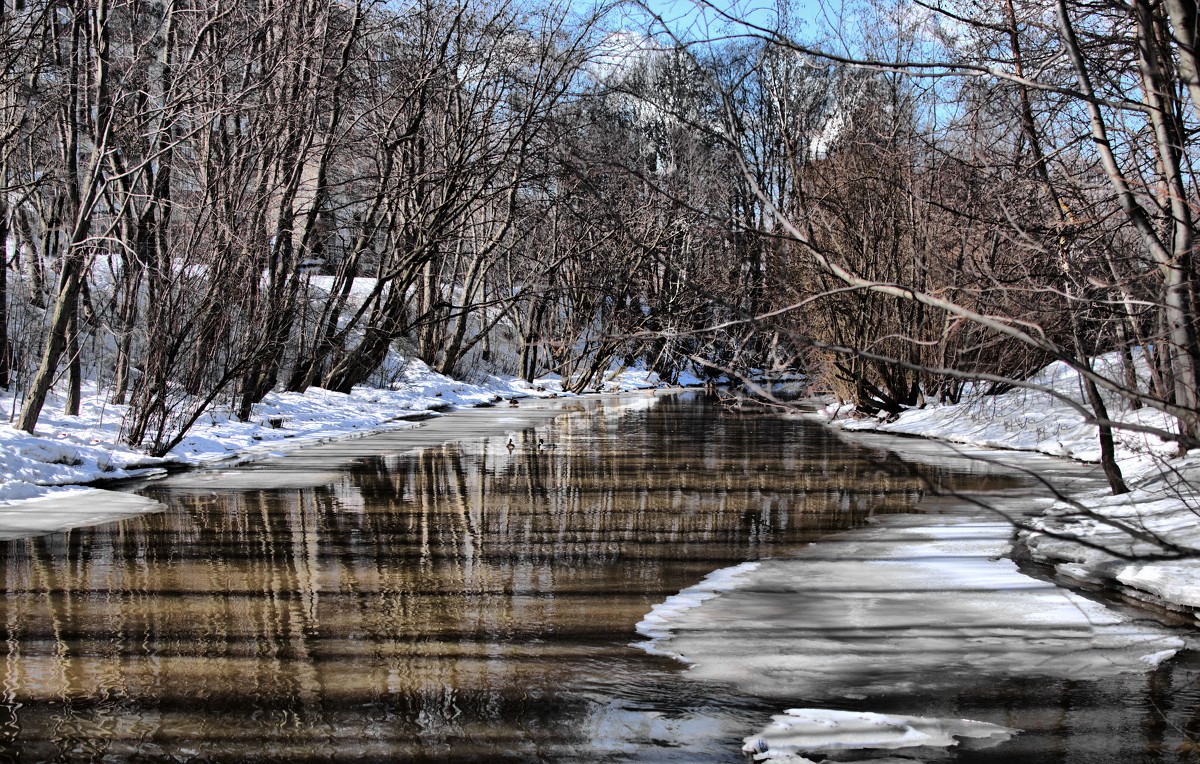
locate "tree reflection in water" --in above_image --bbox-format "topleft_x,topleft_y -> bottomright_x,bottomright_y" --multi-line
0,396 -> 1185,762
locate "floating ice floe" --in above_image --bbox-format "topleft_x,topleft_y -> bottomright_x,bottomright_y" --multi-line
0,488 -> 163,540
634,560 -> 760,660
742,708 -> 1016,762
635,512 -> 1185,701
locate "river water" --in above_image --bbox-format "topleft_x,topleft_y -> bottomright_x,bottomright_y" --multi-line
0,394 -> 1196,762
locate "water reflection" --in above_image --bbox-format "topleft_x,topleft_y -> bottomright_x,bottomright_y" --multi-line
0,395 -> 1191,761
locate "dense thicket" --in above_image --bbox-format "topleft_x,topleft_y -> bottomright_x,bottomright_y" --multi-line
750,0 -> 1200,490
2,0 -> 1199,482
638,0 -> 1200,492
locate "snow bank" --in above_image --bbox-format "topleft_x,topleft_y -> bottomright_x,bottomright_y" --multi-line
601,365 -> 704,391
0,414 -> 163,501
825,355 -> 1176,465
820,353 -> 1200,619
0,358 -> 680,517
743,708 -> 1015,762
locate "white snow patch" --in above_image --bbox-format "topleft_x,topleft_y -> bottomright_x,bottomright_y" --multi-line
601,365 -> 690,391
824,352 -> 1177,465
1117,563 -> 1200,609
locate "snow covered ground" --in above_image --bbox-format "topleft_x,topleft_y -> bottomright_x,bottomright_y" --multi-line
824,355 -> 1180,465
0,358 -> 689,532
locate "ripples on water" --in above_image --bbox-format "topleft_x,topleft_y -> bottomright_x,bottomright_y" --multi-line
0,394 -> 1195,762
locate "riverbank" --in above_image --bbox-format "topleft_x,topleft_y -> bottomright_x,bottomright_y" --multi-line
0,359 -> 681,536
815,358 -> 1200,622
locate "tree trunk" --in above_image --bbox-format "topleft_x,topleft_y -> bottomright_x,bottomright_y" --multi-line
1132,0 -> 1200,441
110,265 -> 139,405
417,255 -> 441,366
1163,0 -> 1200,127
321,284 -> 408,393
322,326 -> 393,394
18,260 -> 83,432
64,294 -> 81,416
0,199 -> 9,390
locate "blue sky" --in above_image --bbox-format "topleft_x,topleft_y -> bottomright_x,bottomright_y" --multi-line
633,0 -> 841,39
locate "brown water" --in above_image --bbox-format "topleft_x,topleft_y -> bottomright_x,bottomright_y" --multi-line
0,394 -> 1195,762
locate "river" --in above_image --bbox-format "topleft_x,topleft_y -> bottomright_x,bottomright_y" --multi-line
0,393 -> 1195,761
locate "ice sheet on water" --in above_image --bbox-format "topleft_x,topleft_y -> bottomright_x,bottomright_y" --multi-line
635,514 -> 1184,701
0,489 -> 162,540
154,469 -> 346,491
742,708 -> 1016,762
743,708 -> 1014,763
635,561 -> 761,660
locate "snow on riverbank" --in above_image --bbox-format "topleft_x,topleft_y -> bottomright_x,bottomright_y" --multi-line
0,359 -> 682,513
822,354 -> 1178,465
819,356 -> 1200,619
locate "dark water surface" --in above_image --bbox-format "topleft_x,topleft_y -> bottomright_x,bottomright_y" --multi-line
0,394 -> 1196,762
